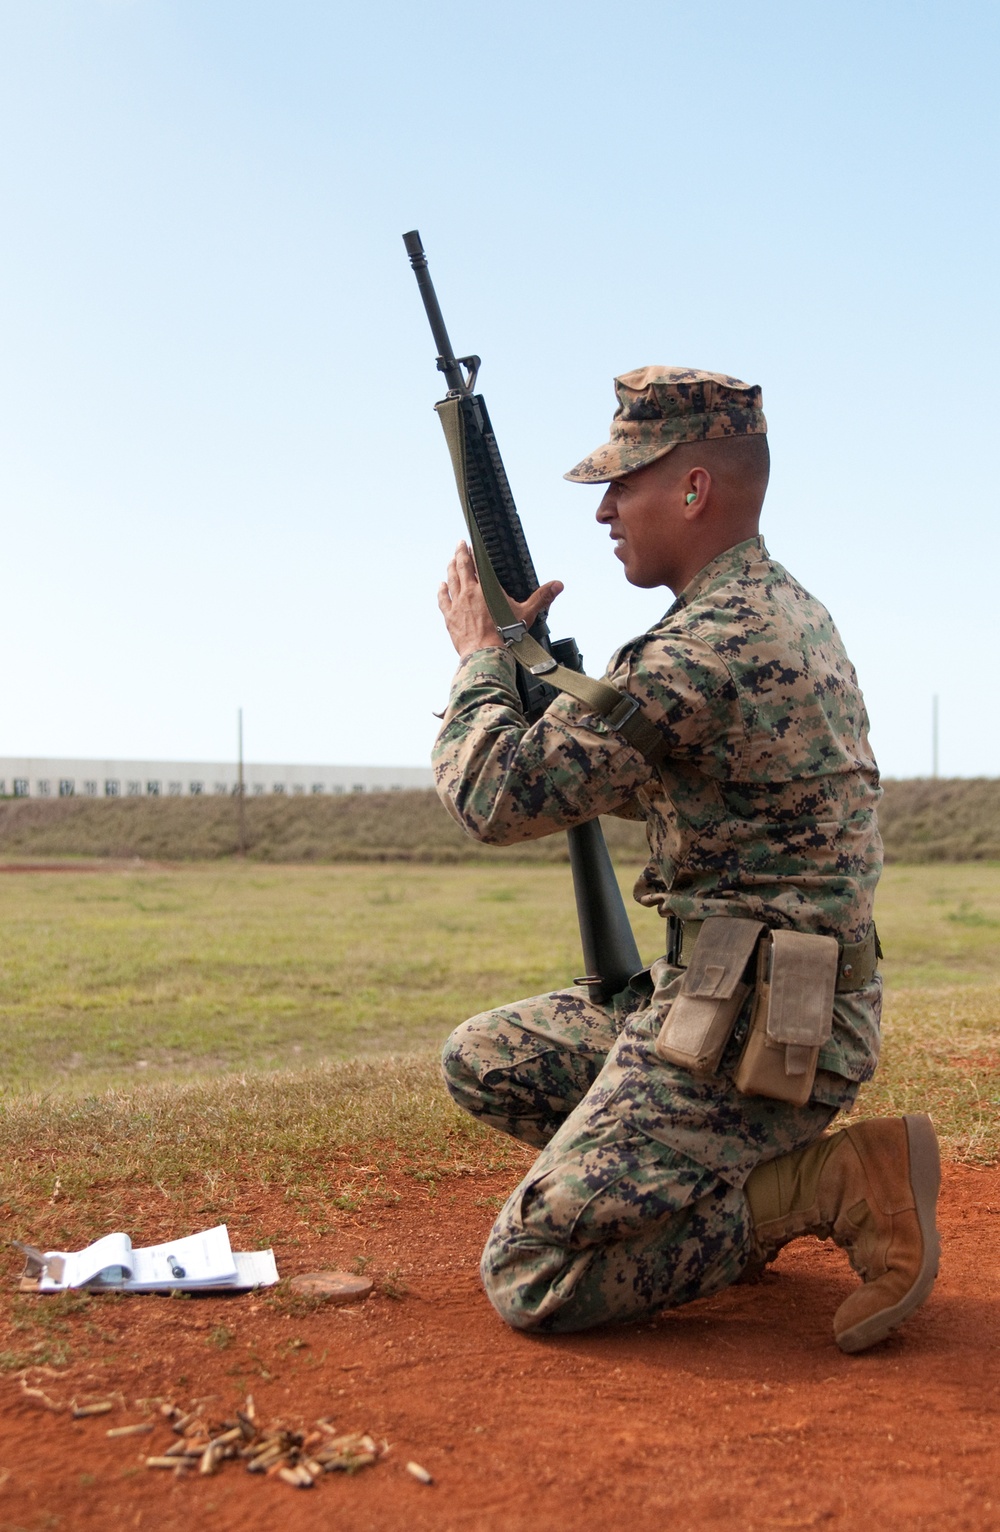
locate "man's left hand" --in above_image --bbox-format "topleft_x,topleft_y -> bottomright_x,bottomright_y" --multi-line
438,541 -> 564,659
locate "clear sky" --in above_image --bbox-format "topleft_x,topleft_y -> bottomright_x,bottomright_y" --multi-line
1,1 -> 997,776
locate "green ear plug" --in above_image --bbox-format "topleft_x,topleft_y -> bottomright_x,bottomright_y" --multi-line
686,492 -> 697,504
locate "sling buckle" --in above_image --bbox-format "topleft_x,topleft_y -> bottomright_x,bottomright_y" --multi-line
606,694 -> 641,730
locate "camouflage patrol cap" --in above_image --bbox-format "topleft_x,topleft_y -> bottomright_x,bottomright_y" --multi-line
564,366 -> 767,484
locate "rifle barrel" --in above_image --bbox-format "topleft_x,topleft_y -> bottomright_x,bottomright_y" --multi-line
403,231 -> 467,396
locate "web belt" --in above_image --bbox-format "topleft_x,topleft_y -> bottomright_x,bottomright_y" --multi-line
666,916 -> 882,993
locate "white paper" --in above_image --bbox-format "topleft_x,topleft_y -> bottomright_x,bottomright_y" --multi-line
40,1224 -> 238,1291
175,1249 -> 279,1290
45,1232 -> 134,1290
230,1249 -> 278,1287
124,1225 -> 237,1289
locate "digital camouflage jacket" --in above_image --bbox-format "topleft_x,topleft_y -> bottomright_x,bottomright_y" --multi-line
433,536 -> 883,1083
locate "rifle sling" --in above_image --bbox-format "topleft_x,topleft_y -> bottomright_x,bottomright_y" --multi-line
436,397 -> 668,769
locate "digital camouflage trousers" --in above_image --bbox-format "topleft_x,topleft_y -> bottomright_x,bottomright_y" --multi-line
442,972 -> 858,1333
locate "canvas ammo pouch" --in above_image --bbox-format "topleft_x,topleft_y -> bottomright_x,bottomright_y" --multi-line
654,916 -> 765,1076
733,929 -> 840,1107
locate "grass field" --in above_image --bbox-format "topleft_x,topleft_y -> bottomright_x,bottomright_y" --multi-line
0,859 -> 997,1193
0,861 -> 663,1088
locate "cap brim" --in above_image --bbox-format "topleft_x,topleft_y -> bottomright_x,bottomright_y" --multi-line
563,436 -> 681,484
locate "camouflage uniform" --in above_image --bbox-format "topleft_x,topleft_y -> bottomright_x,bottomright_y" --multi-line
433,368 -> 882,1333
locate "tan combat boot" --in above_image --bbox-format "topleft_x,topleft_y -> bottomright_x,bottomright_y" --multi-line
744,1113 -> 940,1354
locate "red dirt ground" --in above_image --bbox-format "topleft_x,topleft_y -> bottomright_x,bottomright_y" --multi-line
2,1161 -> 999,1532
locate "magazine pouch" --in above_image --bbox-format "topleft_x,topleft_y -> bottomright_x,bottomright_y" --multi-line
654,917 -> 765,1076
733,930 -> 839,1106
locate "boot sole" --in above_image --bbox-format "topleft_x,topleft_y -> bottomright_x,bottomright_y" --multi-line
836,1112 -> 941,1354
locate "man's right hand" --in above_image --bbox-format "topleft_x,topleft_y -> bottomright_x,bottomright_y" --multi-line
438,541 -> 563,660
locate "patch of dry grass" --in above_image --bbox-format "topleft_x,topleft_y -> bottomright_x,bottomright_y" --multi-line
1,993 -> 997,1246
0,1055 -> 534,1268
854,985 -> 1000,1160
0,1054 -> 491,1197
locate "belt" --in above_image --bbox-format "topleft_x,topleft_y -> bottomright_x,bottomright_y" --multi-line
665,916 -> 881,993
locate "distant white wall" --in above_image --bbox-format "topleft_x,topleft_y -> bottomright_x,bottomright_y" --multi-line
0,758 -> 435,799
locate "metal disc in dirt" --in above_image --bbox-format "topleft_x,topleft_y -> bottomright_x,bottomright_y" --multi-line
289,1271 -> 373,1303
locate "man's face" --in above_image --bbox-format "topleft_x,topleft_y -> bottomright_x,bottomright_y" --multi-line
595,452 -> 689,589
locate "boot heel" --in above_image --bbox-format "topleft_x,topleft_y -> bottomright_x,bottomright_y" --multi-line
904,1111 -> 941,1285
835,1113 -> 941,1354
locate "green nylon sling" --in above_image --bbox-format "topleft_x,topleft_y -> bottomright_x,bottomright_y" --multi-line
436,397 -> 668,769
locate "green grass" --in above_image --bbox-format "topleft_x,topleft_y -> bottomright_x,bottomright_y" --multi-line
0,859 -> 996,1090
0,861 -> 665,1089
0,1054 -> 490,1192
0,861 -> 997,1188
847,863 -> 1000,1158
874,862 -> 1000,985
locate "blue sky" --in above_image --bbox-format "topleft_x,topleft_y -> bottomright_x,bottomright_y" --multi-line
0,1 -> 997,775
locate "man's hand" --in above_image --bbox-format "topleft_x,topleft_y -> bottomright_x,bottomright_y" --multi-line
438,541 -> 564,659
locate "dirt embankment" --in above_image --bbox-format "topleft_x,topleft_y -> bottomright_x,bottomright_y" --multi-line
877,778 -> 1000,862
0,778 -> 998,865
0,791 -> 639,864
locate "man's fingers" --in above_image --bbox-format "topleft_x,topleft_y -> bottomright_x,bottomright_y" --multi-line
444,542 -> 484,605
454,541 -> 479,583
437,541 -> 505,658
443,545 -> 562,641
445,549 -> 468,600
515,579 -> 565,627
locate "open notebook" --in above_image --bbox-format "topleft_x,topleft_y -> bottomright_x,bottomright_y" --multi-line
24,1224 -> 277,1292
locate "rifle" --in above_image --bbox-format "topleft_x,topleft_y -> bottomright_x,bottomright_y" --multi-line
403,229 -> 643,1003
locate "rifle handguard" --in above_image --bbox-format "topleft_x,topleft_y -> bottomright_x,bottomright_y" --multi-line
436,396 -> 668,769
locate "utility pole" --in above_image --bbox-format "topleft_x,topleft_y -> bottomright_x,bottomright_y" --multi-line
932,694 -> 939,780
237,707 -> 247,856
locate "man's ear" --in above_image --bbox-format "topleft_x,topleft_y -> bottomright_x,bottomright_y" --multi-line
682,467 -> 712,518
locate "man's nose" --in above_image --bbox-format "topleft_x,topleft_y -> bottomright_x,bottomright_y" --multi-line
596,487 -> 616,522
